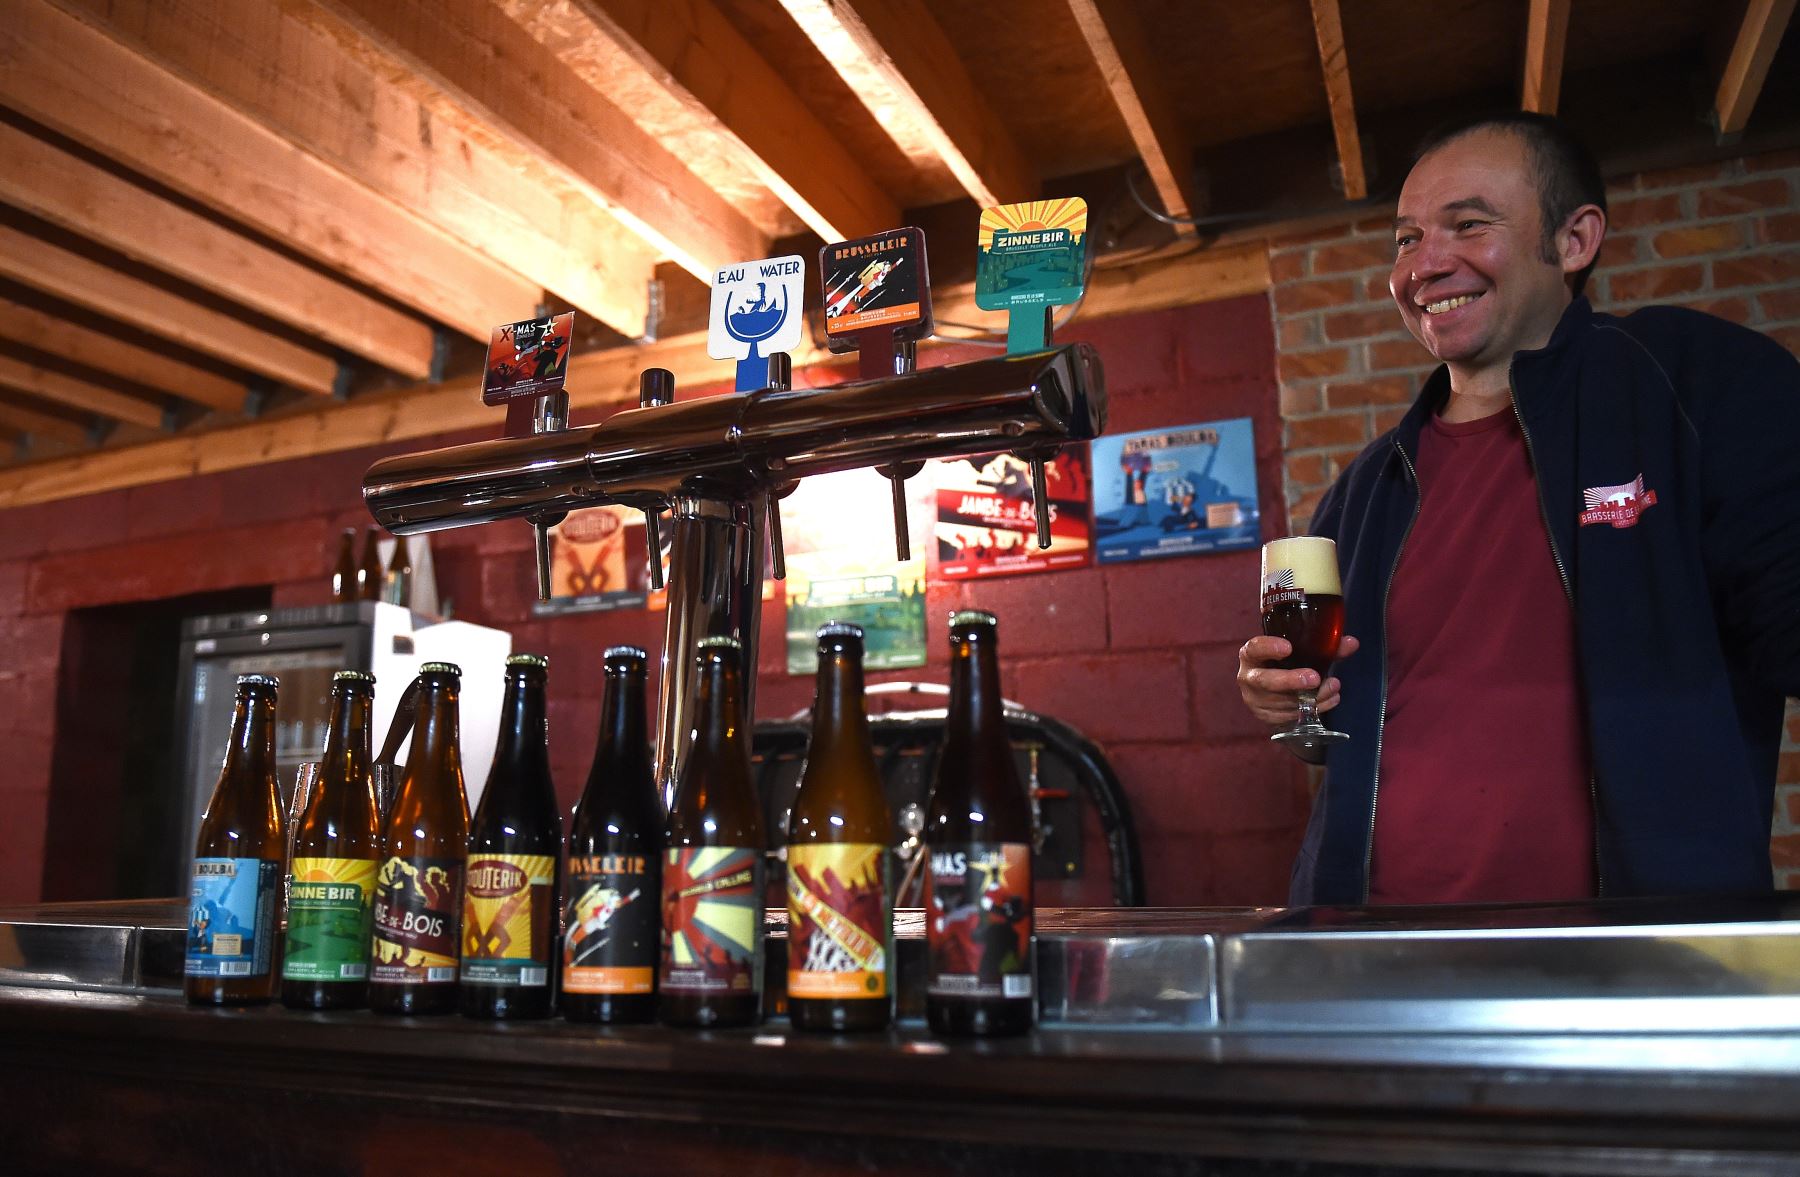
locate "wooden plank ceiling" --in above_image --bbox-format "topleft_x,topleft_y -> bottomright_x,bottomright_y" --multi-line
0,0 -> 1796,505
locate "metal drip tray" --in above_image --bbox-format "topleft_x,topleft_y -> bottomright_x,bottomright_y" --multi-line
5,896 -> 1800,1033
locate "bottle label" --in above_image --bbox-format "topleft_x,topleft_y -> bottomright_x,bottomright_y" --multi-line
370,856 -> 462,985
460,853 -> 556,988
185,857 -> 279,978
564,852 -> 658,995
786,843 -> 889,1000
925,842 -> 1033,1000
282,857 -> 377,982
659,847 -> 763,996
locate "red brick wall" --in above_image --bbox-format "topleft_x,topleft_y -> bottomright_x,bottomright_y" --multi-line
1269,147 -> 1800,888
0,296 -> 1310,909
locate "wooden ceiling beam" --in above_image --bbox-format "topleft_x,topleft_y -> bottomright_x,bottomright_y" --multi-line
0,239 -> 1269,505
775,0 -> 1035,208
1713,0 -> 1799,138
501,0 -> 900,243
0,396 -> 90,447
0,352 -> 165,431
0,222 -> 339,397
1307,0 -> 1368,201
52,0 -> 656,340
1521,0 -> 1572,114
0,297 -> 245,415
312,0 -> 766,278
1066,0 -> 1200,237
3,0 -> 539,343
0,121 -> 436,379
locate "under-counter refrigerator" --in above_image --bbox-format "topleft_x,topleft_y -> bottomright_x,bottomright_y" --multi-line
171,602 -> 512,892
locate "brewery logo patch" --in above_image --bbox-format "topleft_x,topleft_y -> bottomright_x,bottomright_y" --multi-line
1579,475 -> 1658,529
1261,568 -> 1304,610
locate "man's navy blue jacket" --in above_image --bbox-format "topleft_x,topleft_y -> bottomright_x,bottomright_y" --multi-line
1293,297 -> 1800,904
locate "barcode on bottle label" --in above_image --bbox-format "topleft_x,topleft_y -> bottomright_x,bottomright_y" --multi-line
426,966 -> 457,982
218,961 -> 251,977
339,963 -> 368,980
1003,974 -> 1033,998
519,967 -> 548,987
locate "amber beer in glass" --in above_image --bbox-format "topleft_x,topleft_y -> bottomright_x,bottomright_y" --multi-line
282,670 -> 380,1010
659,637 -> 765,1029
924,611 -> 1035,1038
564,646 -> 662,1025
1260,536 -> 1349,755
186,674 -> 285,1005
462,655 -> 563,1020
786,623 -> 893,1033
369,663 -> 470,1015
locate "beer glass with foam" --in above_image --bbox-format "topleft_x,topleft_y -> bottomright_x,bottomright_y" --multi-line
1259,536 -> 1349,759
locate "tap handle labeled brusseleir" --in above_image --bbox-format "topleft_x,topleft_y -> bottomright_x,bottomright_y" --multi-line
638,368 -> 676,591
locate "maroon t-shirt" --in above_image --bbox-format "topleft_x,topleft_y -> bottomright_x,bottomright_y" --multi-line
1368,407 -> 1595,904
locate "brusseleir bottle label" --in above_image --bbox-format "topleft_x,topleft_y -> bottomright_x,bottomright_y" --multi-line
787,843 -> 888,1000
283,857 -> 377,982
924,842 -> 1033,999
460,853 -> 556,988
186,857 -> 279,978
659,847 -> 762,996
564,853 -> 657,995
370,856 -> 461,985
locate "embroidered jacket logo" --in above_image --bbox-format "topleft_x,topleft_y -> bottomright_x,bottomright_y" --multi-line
1579,475 -> 1658,529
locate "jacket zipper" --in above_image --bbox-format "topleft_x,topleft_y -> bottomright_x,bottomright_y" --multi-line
1362,439 -> 1422,903
1509,382 -> 1604,897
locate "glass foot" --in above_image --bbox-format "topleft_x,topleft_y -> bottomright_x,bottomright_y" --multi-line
1271,723 -> 1348,765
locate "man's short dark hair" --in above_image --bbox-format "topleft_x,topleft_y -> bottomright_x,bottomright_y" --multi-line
1414,112 -> 1608,298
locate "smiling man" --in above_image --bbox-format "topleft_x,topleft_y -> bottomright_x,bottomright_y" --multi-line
1238,112 -> 1800,906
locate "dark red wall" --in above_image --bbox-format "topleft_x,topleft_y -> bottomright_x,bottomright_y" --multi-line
0,295 -> 1309,907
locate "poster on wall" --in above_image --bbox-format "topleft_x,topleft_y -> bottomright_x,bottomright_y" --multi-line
1090,418 -> 1261,563
779,470 -> 930,676
929,446 -> 1092,580
531,505 -> 652,615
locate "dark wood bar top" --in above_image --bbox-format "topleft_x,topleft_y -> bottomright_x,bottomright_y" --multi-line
4,981 -> 1800,1176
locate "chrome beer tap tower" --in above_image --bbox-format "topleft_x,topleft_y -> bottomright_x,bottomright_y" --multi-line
362,343 -> 1106,799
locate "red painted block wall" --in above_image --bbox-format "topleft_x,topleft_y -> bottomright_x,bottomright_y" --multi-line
0,295 -> 1309,908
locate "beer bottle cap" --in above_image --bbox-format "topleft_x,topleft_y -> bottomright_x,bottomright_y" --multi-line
332,670 -> 376,686
505,653 -> 549,670
949,609 -> 998,629
603,645 -> 648,668
419,661 -> 462,678
697,635 -> 742,652
815,621 -> 865,641
236,673 -> 279,690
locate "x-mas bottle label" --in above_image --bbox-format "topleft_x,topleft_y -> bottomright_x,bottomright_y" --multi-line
925,842 -> 1033,999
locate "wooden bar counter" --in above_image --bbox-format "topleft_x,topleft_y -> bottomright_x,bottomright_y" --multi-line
3,899 -> 1800,1175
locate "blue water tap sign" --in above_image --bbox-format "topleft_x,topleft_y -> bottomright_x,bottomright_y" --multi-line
707,253 -> 806,392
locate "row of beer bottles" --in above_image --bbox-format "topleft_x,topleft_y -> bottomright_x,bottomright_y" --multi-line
184,610 -> 1035,1037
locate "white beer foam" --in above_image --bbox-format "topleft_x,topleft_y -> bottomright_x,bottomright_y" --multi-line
1261,536 -> 1341,596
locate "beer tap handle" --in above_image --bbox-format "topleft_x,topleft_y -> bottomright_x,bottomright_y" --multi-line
760,352 -> 795,579
1027,447 -> 1056,549
638,369 -> 675,591
528,390 -> 570,602
875,338 -> 921,560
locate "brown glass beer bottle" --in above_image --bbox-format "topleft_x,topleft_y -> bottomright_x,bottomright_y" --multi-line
786,623 -> 893,1032
659,636 -> 765,1029
357,529 -> 384,601
186,674 -> 285,1006
385,535 -> 413,607
281,671 -> 380,1010
330,528 -> 358,603
563,646 -> 662,1024
461,654 -> 563,1020
369,663 -> 470,1015
923,611 -> 1035,1037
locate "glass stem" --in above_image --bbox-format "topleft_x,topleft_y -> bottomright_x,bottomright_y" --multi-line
1295,688 -> 1321,729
